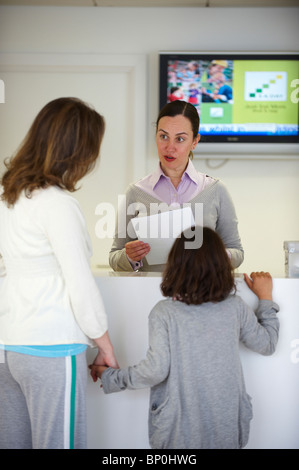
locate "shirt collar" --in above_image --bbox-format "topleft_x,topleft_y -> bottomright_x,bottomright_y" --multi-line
150,160 -> 201,190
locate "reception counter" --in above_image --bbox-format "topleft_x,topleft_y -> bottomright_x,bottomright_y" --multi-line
0,272 -> 298,449
86,272 -> 299,450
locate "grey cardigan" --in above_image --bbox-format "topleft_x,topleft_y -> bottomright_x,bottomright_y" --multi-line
101,296 -> 279,449
109,178 -> 244,272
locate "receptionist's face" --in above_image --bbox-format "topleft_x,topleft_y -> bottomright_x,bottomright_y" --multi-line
156,115 -> 199,177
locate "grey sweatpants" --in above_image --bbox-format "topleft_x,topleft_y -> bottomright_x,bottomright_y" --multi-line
0,350 -> 88,449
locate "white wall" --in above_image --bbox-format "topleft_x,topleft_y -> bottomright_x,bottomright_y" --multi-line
0,5 -> 299,275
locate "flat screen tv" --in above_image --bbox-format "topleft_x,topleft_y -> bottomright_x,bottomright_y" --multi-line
159,52 -> 299,156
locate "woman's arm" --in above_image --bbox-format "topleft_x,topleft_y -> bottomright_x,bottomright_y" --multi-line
90,307 -> 170,392
0,254 -> 6,277
216,182 -> 244,268
109,185 -> 150,271
42,194 -> 108,339
42,193 -> 119,367
92,331 -> 119,369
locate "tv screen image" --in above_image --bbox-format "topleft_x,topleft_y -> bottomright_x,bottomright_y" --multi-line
159,52 -> 299,146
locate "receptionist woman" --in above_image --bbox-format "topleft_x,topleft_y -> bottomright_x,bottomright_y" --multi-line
109,100 -> 244,272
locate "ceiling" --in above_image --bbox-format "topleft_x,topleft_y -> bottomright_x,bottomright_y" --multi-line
0,0 -> 298,7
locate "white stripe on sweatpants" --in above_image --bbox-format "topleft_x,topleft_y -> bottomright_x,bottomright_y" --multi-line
64,356 -> 72,449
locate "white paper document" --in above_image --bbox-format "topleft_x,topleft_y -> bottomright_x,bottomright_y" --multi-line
131,206 -> 195,265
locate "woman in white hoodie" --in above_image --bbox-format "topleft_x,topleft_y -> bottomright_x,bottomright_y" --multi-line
0,97 -> 118,449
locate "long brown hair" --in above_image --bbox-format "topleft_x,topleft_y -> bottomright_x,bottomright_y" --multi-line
161,226 -> 235,305
1,97 -> 105,206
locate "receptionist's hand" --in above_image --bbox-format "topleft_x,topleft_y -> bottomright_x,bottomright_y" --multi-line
125,240 -> 150,262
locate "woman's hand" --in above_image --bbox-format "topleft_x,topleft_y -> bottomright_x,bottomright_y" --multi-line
89,331 -> 119,383
125,240 -> 150,262
92,347 -> 118,369
92,331 -> 119,364
244,271 -> 273,301
89,364 -> 108,383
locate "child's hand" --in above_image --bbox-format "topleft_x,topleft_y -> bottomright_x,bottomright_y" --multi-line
244,271 -> 273,301
89,364 -> 108,383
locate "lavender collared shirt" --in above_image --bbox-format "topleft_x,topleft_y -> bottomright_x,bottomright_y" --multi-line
129,161 -> 214,270
135,160 -> 213,207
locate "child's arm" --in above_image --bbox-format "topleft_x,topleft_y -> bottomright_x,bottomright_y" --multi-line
243,271 -> 273,300
240,271 -> 279,356
89,304 -> 171,393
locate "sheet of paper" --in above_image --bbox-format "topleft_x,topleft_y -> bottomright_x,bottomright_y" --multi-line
131,206 -> 195,265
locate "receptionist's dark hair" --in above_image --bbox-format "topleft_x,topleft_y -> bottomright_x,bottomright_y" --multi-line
156,100 -> 200,140
161,227 -> 235,305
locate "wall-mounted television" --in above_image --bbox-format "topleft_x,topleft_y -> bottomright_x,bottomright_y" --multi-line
159,52 -> 299,157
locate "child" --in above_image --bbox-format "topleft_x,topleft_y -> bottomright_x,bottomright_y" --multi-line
90,227 -> 279,449
168,86 -> 185,102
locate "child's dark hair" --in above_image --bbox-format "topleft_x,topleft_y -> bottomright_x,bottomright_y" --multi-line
161,226 -> 236,305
